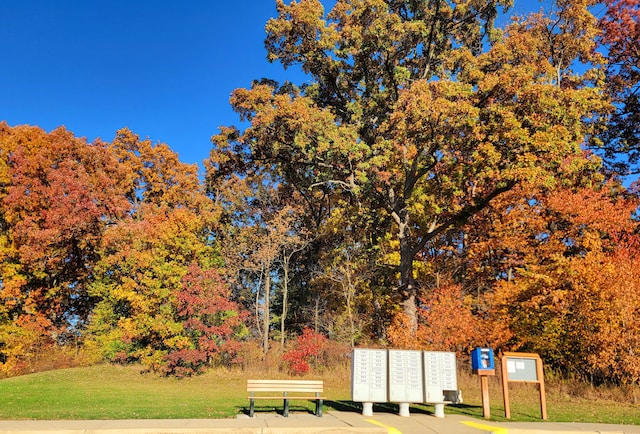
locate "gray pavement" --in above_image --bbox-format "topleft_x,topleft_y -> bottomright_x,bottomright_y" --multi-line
0,410 -> 639,434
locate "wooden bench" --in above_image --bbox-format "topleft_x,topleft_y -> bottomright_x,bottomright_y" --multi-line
247,379 -> 325,417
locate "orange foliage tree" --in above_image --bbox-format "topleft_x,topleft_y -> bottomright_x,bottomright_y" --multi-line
491,183 -> 640,383
387,282 -> 508,355
85,129 -> 243,374
0,123 -> 130,375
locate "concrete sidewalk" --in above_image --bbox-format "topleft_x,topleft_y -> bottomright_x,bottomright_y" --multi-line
0,411 -> 639,434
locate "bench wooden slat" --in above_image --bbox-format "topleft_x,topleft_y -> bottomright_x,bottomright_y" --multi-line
248,396 -> 324,400
248,386 -> 323,392
248,380 -> 323,387
248,379 -> 322,384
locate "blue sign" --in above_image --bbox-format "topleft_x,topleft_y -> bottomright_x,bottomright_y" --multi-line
471,347 -> 494,371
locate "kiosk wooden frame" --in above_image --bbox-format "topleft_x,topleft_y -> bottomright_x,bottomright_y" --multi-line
500,352 -> 547,420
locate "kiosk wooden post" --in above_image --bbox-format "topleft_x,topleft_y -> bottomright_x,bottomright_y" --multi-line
479,372 -> 493,418
500,352 -> 547,420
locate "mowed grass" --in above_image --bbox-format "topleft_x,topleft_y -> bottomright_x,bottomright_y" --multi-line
0,364 -> 351,420
449,371 -> 640,425
0,364 -> 246,419
0,363 -> 639,424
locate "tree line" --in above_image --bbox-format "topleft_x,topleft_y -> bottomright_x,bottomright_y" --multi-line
1,0 -> 639,384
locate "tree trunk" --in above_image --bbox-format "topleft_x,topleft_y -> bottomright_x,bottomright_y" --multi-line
314,295 -> 320,334
399,224 -> 418,332
263,270 -> 271,355
280,255 -> 289,353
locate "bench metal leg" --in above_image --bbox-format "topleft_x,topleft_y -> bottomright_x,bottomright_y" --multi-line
249,398 -> 255,417
316,399 -> 323,417
283,398 -> 289,417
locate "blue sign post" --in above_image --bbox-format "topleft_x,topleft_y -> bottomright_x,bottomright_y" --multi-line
471,347 -> 495,419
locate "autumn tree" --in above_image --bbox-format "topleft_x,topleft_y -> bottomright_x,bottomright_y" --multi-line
109,128 -> 207,211
310,202 -> 388,346
273,207 -> 311,352
208,0 -> 609,331
165,263 -> 248,377
387,282 -> 485,354
84,129 -> 233,373
491,182 -> 640,382
598,0 -> 640,174
0,123 -> 130,375
215,180 -> 310,356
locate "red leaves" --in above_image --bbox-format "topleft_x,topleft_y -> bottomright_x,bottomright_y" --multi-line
164,264 -> 247,376
282,328 -> 327,375
599,0 -> 640,173
600,0 -> 640,70
1,124 -> 130,336
5,127 -> 129,271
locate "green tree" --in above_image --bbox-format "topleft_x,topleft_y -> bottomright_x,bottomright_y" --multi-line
208,0 -> 608,330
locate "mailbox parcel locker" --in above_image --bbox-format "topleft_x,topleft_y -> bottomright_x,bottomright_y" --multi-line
388,349 -> 424,403
423,351 -> 458,402
351,348 -> 388,403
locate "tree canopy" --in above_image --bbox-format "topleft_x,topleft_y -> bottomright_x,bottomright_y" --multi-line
208,0 -> 610,330
1,0 -> 640,385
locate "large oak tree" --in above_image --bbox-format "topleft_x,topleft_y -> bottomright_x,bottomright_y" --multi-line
208,0 -> 609,330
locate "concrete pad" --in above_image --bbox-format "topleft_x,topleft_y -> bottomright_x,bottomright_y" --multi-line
0,410 -> 638,434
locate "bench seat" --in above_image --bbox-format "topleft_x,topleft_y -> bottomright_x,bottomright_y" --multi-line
247,379 -> 325,417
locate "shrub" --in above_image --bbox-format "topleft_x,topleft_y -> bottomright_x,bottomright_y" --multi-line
164,264 -> 248,376
282,328 -> 327,375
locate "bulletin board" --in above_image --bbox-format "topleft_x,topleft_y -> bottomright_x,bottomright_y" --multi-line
504,356 -> 538,382
500,352 -> 547,420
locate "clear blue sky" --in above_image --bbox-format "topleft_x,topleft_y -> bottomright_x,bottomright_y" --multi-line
1,0 -> 543,172
1,0 -> 301,169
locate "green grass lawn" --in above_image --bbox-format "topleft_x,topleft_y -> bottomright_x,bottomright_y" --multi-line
0,365 -> 250,419
0,364 -> 354,420
450,373 -> 640,425
0,364 -> 638,424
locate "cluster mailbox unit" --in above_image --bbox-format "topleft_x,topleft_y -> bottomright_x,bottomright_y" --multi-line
351,348 -> 460,417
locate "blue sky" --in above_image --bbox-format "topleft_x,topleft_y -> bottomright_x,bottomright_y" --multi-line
2,0 -> 545,173
1,0 -> 300,169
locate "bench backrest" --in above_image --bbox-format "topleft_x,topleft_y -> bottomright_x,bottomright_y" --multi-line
247,379 -> 323,394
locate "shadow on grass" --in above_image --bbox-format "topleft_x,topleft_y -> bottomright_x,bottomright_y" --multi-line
324,400 -> 480,416
237,400 -> 486,418
237,403 -> 322,417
